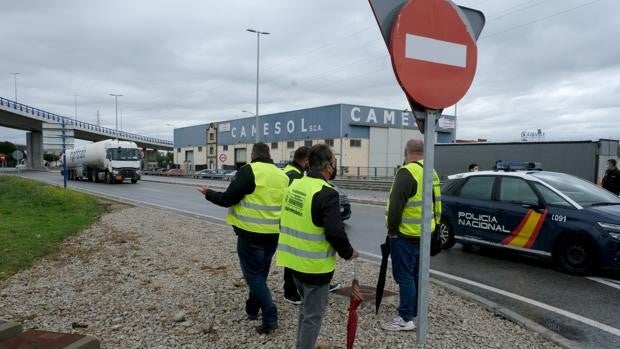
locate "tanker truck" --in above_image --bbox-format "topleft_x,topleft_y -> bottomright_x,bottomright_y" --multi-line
62,139 -> 142,184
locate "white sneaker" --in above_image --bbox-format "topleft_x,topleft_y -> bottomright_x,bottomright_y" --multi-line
381,316 -> 415,331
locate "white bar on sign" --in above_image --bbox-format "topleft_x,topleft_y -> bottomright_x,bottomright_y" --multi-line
405,34 -> 466,68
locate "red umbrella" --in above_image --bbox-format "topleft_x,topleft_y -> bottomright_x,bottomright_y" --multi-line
346,260 -> 363,349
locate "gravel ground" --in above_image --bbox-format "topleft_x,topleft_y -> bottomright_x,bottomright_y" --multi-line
0,205 -> 561,349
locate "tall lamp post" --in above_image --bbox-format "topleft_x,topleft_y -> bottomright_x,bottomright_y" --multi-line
11,73 -> 19,102
246,28 -> 270,143
109,94 -> 123,139
73,95 -> 79,121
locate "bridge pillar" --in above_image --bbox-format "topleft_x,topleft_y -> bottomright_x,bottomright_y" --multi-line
26,131 -> 44,169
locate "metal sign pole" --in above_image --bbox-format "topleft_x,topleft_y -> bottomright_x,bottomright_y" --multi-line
62,121 -> 67,189
416,108 -> 437,344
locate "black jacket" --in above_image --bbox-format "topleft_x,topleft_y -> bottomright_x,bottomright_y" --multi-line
602,167 -> 620,195
292,170 -> 354,285
204,157 -> 279,245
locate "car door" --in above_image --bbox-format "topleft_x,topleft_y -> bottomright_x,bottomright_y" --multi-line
451,175 -> 498,243
493,176 -> 548,254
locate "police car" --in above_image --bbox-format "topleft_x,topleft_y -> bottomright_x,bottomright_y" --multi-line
439,162 -> 620,275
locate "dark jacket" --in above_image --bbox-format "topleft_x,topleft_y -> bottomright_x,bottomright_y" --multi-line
602,167 -> 620,195
204,157 -> 279,245
386,165 -> 419,241
292,169 -> 354,285
284,161 -> 304,185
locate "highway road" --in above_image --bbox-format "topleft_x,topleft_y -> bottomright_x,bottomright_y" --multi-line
18,172 -> 620,348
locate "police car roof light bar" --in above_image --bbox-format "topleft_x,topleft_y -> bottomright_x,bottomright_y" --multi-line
494,161 -> 542,171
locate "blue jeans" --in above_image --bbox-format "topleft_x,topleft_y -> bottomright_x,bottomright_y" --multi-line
390,236 -> 420,322
237,235 -> 278,326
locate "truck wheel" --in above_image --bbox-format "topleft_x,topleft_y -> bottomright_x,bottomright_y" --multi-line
131,178 -> 138,184
106,173 -> 114,184
554,235 -> 596,275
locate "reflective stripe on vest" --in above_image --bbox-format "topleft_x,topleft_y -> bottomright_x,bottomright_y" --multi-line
276,176 -> 337,274
226,162 -> 289,234
385,160 -> 442,237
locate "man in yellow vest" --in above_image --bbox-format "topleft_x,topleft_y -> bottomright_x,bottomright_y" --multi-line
281,146 -> 309,304
277,144 -> 358,349
197,143 -> 288,335
382,139 -> 441,331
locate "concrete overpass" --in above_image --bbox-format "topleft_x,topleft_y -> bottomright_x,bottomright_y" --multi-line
1,96 -> 173,168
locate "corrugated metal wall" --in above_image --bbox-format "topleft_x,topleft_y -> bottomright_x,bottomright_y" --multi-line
434,141 -> 613,182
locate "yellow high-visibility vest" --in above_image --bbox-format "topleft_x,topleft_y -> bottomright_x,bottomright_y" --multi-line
276,176 -> 336,274
226,162 -> 289,233
385,161 -> 442,237
283,163 -> 302,176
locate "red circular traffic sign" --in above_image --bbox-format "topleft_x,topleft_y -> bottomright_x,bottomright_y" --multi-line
390,0 -> 477,109
219,153 -> 227,162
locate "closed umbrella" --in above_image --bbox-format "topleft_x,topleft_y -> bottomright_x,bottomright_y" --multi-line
346,259 -> 363,349
375,235 -> 390,314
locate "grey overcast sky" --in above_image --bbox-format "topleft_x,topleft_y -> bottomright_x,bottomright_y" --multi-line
1,0 -> 618,145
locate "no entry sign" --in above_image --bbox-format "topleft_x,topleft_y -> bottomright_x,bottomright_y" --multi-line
219,153 -> 227,163
389,0 -> 478,109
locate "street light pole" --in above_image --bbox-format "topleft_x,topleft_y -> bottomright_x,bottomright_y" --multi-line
247,28 -> 270,143
74,95 -> 79,121
12,73 -> 19,102
109,94 -> 123,139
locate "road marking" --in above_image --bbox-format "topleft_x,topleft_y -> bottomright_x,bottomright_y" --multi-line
432,269 -> 620,337
405,34 -> 467,67
587,277 -> 620,291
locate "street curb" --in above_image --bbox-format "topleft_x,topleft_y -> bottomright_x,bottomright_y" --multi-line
430,278 -> 581,349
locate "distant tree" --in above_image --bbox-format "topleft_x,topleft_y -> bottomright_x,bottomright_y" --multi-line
44,153 -> 60,162
0,141 -> 17,156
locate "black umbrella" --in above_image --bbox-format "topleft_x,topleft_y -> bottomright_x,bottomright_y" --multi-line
375,235 -> 391,314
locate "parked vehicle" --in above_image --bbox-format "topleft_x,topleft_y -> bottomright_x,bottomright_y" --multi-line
164,168 -> 185,176
61,139 -> 141,184
439,164 -> 620,275
222,170 -> 237,181
194,169 -> 216,179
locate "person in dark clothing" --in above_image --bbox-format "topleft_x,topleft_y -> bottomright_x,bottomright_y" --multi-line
276,144 -> 358,349
382,139 -> 441,332
281,146 -> 342,305
602,159 -> 620,195
197,143 -> 289,335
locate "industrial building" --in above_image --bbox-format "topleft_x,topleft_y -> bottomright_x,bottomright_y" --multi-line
172,103 -> 456,175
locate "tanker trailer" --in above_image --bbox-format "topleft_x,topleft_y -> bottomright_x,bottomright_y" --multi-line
62,139 -> 141,184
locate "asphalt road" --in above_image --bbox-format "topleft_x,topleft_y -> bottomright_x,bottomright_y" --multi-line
17,172 -> 620,348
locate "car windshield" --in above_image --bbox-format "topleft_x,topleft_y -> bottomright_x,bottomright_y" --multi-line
530,172 -> 620,207
109,148 -> 140,161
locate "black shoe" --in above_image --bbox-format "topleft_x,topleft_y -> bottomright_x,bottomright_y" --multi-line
256,323 -> 278,335
329,283 -> 341,292
247,314 -> 258,321
284,293 -> 302,305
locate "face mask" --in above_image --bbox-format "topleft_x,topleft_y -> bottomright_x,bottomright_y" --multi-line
329,163 -> 337,180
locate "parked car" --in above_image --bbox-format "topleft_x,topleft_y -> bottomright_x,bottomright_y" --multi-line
164,168 -> 185,176
333,185 -> 351,221
194,169 -> 216,179
144,168 -> 165,176
439,164 -> 620,275
222,170 -> 237,181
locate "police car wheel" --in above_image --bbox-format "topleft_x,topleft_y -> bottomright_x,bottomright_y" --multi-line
555,236 -> 595,275
438,219 -> 455,249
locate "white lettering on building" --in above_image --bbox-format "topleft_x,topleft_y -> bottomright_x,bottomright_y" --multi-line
366,109 -> 377,123
240,126 -> 246,138
301,118 -> 307,132
384,110 -> 395,125
350,107 -> 361,122
263,123 -> 269,136
251,124 -> 256,137
402,112 -> 410,127
231,127 -> 237,138
286,120 -> 294,133
274,121 -> 281,135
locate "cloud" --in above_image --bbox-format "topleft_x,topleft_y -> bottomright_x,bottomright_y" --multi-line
1,0 -> 618,145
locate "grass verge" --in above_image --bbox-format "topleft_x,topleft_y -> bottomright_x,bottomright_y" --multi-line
0,175 -> 108,280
